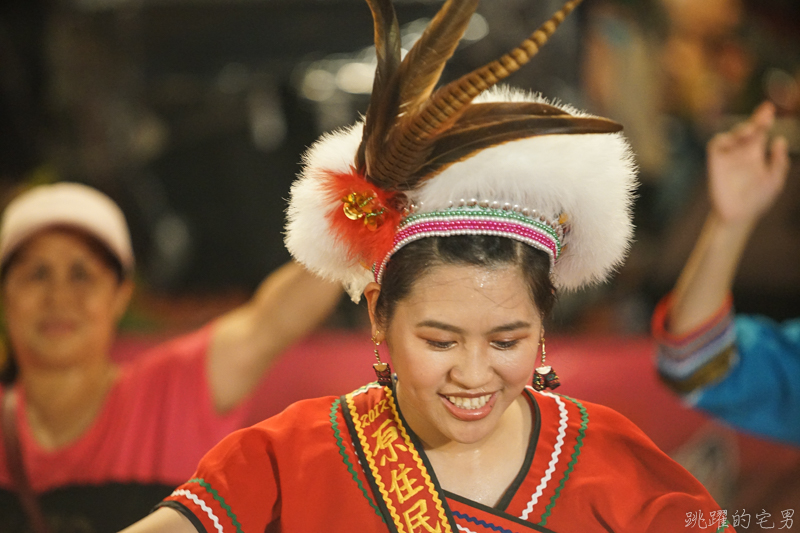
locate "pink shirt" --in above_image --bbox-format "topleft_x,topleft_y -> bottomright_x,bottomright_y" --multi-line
0,324 -> 250,493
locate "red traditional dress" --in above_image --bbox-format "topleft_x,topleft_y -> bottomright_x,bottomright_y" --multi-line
161,383 -> 734,533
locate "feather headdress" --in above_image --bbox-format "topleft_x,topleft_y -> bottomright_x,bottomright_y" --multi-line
286,0 -> 638,301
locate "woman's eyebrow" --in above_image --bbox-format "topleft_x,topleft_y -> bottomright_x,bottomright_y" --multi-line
487,321 -> 532,334
415,320 -> 463,334
415,320 -> 531,335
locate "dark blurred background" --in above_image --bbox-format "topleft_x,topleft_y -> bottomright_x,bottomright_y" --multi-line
3,0 -> 798,334
0,0 -> 585,323
1,0 -> 797,331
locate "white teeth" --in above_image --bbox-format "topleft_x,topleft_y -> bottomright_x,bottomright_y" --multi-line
446,394 -> 491,410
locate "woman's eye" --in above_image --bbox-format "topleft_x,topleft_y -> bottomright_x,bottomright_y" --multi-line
71,265 -> 92,282
426,340 -> 455,350
491,340 -> 519,350
29,266 -> 49,281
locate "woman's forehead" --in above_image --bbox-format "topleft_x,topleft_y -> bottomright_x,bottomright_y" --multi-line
12,227 -> 110,263
400,263 -> 537,313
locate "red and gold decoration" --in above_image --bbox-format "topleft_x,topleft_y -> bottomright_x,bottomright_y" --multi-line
324,169 -> 402,269
346,387 -> 453,533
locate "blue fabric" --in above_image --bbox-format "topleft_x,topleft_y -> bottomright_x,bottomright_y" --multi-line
691,315 -> 800,446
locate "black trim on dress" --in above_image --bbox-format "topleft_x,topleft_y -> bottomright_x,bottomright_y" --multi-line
155,501 -> 207,533
445,492 -> 557,533
496,388 -> 541,511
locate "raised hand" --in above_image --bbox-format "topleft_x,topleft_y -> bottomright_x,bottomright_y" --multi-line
707,102 -> 790,226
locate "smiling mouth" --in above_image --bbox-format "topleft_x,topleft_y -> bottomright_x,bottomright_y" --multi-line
40,321 -> 78,335
444,394 -> 492,410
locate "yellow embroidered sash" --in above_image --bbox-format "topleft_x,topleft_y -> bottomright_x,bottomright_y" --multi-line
343,385 -> 454,533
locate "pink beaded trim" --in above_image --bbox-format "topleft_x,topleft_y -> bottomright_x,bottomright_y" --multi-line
375,215 -> 561,283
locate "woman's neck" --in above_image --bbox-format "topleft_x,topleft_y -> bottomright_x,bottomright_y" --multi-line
417,395 -> 533,506
19,359 -> 119,451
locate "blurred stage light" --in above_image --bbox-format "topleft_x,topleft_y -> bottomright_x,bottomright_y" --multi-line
336,62 -> 375,94
765,68 -> 800,111
463,13 -> 489,43
301,67 -> 337,102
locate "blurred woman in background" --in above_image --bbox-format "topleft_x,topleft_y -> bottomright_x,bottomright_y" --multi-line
0,182 -> 341,532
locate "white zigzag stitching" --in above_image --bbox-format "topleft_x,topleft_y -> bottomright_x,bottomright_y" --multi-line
519,390 -> 568,521
172,489 -> 224,533
351,382 -> 383,397
456,525 -> 478,533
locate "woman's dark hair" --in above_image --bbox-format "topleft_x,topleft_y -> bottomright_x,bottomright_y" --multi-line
374,235 -> 556,327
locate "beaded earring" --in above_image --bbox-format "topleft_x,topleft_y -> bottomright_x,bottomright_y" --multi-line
372,332 -> 392,386
532,335 -> 560,391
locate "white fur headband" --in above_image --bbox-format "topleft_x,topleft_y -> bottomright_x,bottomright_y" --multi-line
285,0 -> 638,301
286,88 -> 638,301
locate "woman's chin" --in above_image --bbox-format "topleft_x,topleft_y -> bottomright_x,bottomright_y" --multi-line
27,339 -> 98,369
441,418 -> 499,445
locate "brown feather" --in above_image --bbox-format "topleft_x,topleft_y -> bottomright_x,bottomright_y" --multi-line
452,102 -> 571,127
413,115 -> 623,182
356,0 -> 402,173
365,0 -> 479,186
372,0 -> 585,190
394,0 -> 479,115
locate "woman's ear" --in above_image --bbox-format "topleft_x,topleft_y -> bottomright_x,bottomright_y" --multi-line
113,279 -> 135,322
362,282 -> 383,341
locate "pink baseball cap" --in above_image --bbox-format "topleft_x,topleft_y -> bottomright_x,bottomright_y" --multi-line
0,182 -> 134,273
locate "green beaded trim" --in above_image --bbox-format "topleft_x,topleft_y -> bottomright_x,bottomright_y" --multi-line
186,478 -> 244,533
330,398 -> 386,522
399,207 -> 563,254
538,394 -> 588,526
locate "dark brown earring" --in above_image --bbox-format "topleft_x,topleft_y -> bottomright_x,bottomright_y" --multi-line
532,335 -> 560,391
372,332 -> 392,386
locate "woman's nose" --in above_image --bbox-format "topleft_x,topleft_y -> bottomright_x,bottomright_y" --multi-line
46,276 -> 76,307
449,346 -> 494,389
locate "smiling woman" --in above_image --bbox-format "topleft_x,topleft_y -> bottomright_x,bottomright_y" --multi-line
4,229 -> 132,378
365,236 -> 550,458
123,0 -> 734,532
367,254 -> 543,505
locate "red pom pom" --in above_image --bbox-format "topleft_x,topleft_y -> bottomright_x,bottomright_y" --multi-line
323,168 -> 401,268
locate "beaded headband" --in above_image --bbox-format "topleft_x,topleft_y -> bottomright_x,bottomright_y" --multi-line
375,205 -> 566,284
285,0 -> 638,301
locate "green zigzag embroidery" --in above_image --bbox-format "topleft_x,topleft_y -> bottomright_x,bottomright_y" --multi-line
330,398 -> 386,522
538,394 -> 588,526
186,478 -> 244,533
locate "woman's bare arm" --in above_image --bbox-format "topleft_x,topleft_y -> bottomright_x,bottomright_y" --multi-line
207,261 -> 341,412
668,102 -> 790,334
118,507 -> 196,533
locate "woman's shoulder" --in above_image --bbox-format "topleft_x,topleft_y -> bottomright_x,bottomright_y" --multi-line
528,387 -> 630,420
529,388 -> 661,452
220,383 -> 386,446
525,391 -> 727,531
527,388 -> 716,491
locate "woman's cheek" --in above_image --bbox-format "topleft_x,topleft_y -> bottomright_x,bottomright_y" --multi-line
499,349 -> 537,383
